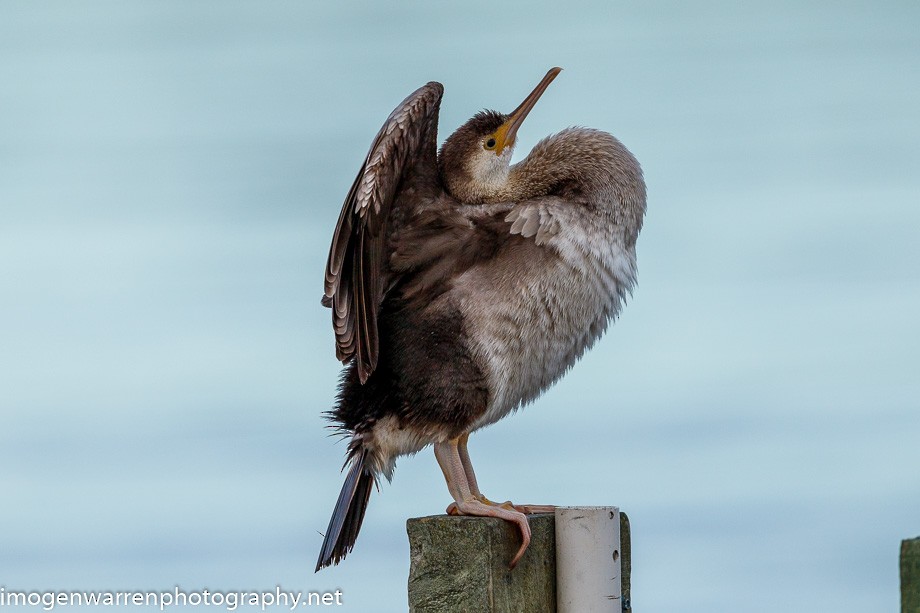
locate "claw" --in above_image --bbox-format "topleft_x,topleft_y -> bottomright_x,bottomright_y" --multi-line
508,513 -> 531,569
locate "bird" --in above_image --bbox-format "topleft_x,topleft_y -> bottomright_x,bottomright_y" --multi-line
315,67 -> 646,572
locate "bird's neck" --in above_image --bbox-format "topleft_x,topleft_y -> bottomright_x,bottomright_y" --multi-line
489,131 -> 596,203
501,156 -> 563,202
461,155 -> 555,205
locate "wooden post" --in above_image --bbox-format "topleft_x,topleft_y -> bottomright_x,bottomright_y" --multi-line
903,537 -> 920,613
407,512 -> 631,613
407,514 -> 556,613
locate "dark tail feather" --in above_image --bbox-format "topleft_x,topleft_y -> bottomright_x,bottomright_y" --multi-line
315,449 -> 375,572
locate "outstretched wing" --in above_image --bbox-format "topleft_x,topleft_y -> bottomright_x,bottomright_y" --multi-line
323,81 -> 444,383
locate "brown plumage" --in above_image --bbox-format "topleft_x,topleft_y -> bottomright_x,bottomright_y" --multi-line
316,68 -> 646,571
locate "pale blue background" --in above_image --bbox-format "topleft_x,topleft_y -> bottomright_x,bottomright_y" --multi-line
2,2 -> 918,611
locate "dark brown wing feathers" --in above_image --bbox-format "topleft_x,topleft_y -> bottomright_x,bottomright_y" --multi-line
323,82 -> 444,382
390,207 -> 514,303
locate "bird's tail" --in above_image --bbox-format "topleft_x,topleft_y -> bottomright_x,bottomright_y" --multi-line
315,448 -> 376,571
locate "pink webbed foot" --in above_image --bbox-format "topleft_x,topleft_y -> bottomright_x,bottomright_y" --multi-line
446,499 -> 555,515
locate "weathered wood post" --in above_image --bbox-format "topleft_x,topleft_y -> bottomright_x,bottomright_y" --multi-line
903,537 -> 920,613
407,510 -> 631,613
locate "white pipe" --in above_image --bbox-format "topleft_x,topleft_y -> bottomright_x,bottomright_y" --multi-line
555,506 -> 621,613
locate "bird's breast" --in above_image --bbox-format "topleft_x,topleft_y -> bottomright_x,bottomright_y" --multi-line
452,202 -> 638,431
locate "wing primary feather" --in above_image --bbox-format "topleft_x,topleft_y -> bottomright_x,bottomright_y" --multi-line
352,237 -> 366,381
321,82 -> 444,381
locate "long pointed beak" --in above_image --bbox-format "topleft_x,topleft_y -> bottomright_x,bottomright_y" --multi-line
501,67 -> 562,152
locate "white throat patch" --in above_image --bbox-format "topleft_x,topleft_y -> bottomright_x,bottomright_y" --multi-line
467,146 -> 513,195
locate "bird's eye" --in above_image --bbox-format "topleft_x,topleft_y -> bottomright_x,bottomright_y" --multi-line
485,138 -> 497,150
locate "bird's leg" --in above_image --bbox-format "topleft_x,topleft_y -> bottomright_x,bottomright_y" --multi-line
446,433 -> 556,516
434,437 -> 531,568
449,432 -> 511,509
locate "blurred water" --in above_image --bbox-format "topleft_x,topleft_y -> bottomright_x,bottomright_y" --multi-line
1,2 -> 918,611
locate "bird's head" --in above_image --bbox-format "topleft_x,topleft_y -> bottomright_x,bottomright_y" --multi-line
439,67 -> 562,204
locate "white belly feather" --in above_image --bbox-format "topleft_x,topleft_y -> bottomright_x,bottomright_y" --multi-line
454,200 -> 638,431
